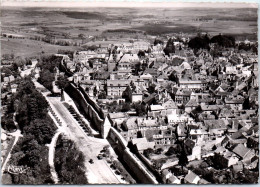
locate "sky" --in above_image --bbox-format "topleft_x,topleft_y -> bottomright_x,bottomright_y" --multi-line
1,1 -> 258,8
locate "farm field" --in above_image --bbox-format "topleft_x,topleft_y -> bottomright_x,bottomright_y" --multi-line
1,38 -> 80,58
1,6 -> 258,58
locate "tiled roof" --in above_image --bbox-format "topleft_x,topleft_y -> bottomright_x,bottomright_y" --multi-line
204,119 -> 229,130
185,99 -> 199,107
184,171 -> 200,184
232,144 -> 250,158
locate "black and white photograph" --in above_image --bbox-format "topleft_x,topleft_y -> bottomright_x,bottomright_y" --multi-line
1,1 -> 259,184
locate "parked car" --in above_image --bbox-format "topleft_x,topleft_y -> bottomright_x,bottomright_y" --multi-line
89,159 -> 94,164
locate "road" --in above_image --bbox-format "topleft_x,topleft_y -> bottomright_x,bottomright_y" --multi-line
1,113 -> 23,174
48,130 -> 63,184
47,97 -> 123,184
1,130 -> 22,174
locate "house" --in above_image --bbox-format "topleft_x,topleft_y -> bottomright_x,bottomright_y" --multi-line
167,113 -> 194,125
162,99 -> 178,115
122,117 -> 139,140
137,118 -> 160,131
73,51 -> 98,65
140,73 -> 153,85
179,61 -> 191,70
244,156 -> 259,170
185,99 -> 199,113
232,161 -> 244,173
131,86 -> 143,103
143,93 -> 157,105
178,79 -> 206,91
167,175 -> 181,184
153,131 -> 176,145
225,95 -> 244,110
130,76 -> 146,87
232,144 -> 255,162
247,136 -> 259,150
157,74 -> 167,84
189,129 -> 208,143
184,138 -> 195,155
161,169 -> 172,183
204,119 -> 229,137
184,170 -> 200,184
189,145 -> 202,161
218,108 -> 235,120
225,66 -> 238,75
177,123 -> 187,139
11,84 -> 18,93
214,148 -> 239,168
108,112 -> 128,127
9,75 -> 15,82
131,137 -> 155,152
200,104 -> 221,115
149,105 -> 165,118
133,41 -> 150,51
198,178 -> 210,184
107,79 -> 130,97
174,89 -> 191,105
118,53 -> 139,63
3,77 -> 9,83
143,68 -> 158,77
190,92 -> 212,104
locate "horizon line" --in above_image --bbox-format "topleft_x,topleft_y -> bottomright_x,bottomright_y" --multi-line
1,1 -> 258,8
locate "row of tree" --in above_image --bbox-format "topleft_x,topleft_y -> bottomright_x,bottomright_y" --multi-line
8,78 -> 57,184
54,135 -> 88,184
188,34 -> 236,50
37,55 -> 62,92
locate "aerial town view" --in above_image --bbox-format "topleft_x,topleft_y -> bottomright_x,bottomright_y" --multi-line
1,1 -> 259,185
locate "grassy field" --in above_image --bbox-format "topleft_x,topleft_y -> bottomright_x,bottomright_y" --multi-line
1,38 -> 80,58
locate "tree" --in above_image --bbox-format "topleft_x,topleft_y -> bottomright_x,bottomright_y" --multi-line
210,34 -> 235,48
164,38 -> 175,56
188,35 -> 210,50
168,71 -> 179,83
56,75 -> 69,90
1,114 -> 16,132
83,45 -> 98,51
23,118 -> 56,145
14,56 -> 26,68
154,39 -> 164,46
20,139 -> 42,167
153,159 -> 166,170
38,69 -> 55,91
137,50 -> 145,58
178,149 -> 188,172
165,146 -> 176,156
78,33 -> 86,39
122,86 -> 132,102
143,148 -> 154,159
98,91 -> 106,99
15,78 -> 49,131
134,102 -> 146,116
148,83 -> 156,94
121,102 -> 131,112
155,147 -> 163,155
55,135 -> 88,184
